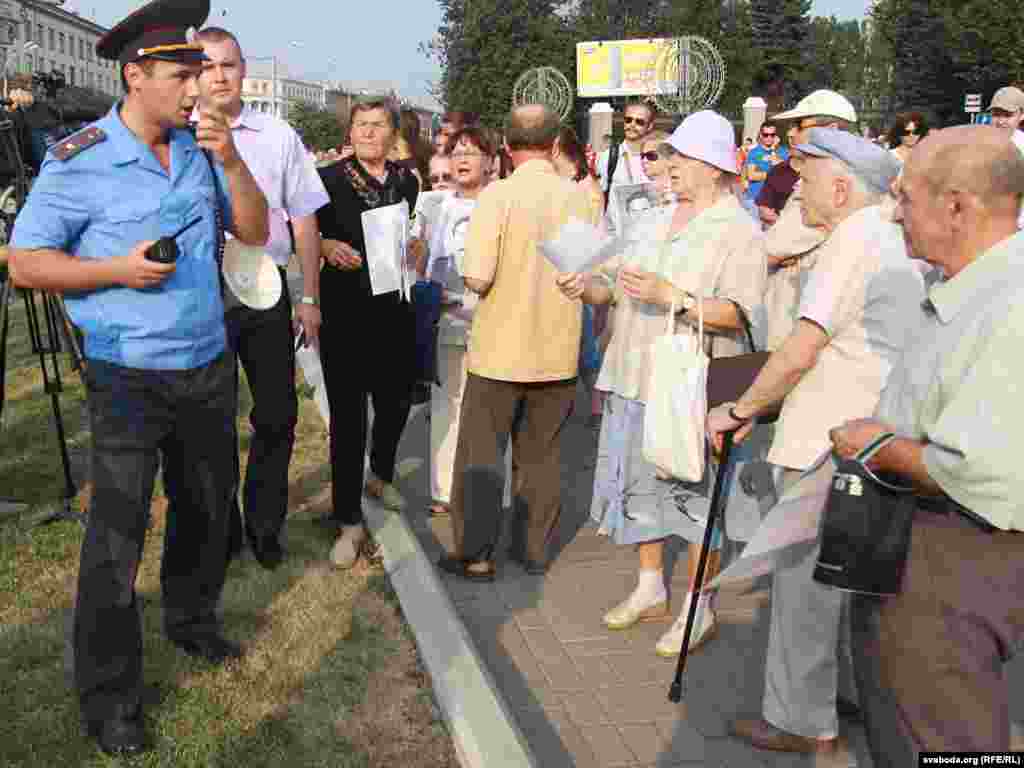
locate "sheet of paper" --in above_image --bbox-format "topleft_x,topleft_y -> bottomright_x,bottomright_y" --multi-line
612,182 -> 665,238
362,201 -> 409,297
704,452 -> 836,592
411,190 -> 449,240
539,217 -> 630,274
295,345 -> 330,426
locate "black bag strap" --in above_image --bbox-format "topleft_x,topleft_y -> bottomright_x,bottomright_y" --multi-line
199,148 -> 227,296
603,141 -> 620,213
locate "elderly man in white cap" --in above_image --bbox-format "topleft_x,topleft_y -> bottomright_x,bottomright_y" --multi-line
707,130 -> 925,754
989,86 -> 1024,229
757,89 -> 859,349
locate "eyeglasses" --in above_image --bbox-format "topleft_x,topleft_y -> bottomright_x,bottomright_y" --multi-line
450,151 -> 484,159
640,151 -> 659,162
623,116 -> 648,127
429,173 -> 453,184
761,131 -> 777,138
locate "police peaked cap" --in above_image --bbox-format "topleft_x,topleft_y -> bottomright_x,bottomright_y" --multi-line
96,0 -> 210,67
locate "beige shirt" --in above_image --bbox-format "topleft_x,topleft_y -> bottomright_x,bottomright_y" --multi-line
877,232 -> 1024,531
596,195 -> 765,402
758,185 -> 827,350
769,205 -> 925,470
462,159 -> 597,382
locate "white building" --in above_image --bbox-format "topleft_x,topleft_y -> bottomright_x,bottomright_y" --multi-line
242,60 -> 327,119
1,0 -> 119,97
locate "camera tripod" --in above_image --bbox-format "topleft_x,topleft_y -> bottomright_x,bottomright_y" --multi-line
0,277 -> 85,525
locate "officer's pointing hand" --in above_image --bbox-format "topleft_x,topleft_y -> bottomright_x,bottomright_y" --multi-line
115,240 -> 175,289
195,105 -> 241,169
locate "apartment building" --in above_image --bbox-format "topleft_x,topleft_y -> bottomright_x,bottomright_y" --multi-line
5,0 -> 119,97
242,70 -> 327,119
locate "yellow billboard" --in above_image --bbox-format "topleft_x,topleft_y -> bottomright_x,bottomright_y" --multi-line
576,39 -> 672,98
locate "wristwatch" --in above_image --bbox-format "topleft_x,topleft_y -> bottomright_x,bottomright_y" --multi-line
677,291 -> 697,315
299,295 -> 318,307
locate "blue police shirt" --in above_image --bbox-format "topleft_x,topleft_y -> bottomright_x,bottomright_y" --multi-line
11,103 -> 234,371
745,144 -> 790,202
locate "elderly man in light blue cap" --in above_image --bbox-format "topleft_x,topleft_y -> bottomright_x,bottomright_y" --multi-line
707,128 -> 926,755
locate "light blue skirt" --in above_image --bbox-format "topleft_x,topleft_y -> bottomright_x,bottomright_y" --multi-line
590,392 -> 723,549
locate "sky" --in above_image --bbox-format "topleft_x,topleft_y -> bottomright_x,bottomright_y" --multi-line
78,0 -> 869,107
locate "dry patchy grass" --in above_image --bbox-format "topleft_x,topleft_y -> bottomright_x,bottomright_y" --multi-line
0,293 -> 456,767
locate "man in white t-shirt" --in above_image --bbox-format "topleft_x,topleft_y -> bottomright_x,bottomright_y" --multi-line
988,86 -> 1024,228
195,27 -> 329,569
596,100 -> 656,233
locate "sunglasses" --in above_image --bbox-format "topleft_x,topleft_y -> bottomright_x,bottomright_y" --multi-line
623,116 -> 648,127
761,132 -> 777,138
640,151 -> 659,162
429,173 -> 453,184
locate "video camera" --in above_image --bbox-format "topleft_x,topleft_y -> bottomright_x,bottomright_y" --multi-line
31,71 -> 67,101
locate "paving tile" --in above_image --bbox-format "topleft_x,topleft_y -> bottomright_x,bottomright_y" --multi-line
540,659 -> 589,692
619,723 -> 668,764
578,724 -> 637,767
522,626 -> 573,667
560,691 -> 614,726
549,708 -> 601,768
606,651 -> 677,687
572,655 -> 623,689
703,736 -> 773,768
511,607 -> 549,629
596,683 -> 686,724
514,704 -> 580,768
562,635 -> 635,659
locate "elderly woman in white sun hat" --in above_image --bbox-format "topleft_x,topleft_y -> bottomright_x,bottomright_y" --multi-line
557,110 -> 766,657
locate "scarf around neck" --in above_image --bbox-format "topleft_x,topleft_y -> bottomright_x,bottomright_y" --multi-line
342,156 -> 411,210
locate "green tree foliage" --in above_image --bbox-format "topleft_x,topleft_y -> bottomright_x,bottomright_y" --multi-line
286,100 -> 345,152
749,0 -> 812,111
425,0 -> 572,129
944,0 -> 1024,96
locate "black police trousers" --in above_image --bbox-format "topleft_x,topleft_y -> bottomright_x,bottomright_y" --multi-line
74,352 -> 235,725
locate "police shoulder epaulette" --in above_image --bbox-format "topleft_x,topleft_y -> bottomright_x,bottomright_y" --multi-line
51,126 -> 106,162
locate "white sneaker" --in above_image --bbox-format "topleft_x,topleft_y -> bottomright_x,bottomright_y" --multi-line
655,596 -> 717,657
330,525 -> 367,569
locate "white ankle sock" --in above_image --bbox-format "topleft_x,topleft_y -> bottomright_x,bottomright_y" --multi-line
629,569 -> 667,608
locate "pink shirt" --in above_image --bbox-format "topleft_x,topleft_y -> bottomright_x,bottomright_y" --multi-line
208,105 -> 330,265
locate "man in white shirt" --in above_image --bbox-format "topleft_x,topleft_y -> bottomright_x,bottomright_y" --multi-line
596,100 -> 655,233
195,26 -> 329,569
988,86 -> 1024,228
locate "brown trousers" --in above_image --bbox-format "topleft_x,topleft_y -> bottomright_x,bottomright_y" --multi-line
851,507 -> 1024,765
450,373 -> 576,564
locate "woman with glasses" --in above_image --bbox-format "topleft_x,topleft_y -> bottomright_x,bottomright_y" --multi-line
556,111 -> 766,657
887,112 -> 927,164
316,97 -> 420,568
638,130 -> 671,203
424,127 -> 494,519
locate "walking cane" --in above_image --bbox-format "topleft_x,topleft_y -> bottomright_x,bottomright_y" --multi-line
668,428 -> 735,703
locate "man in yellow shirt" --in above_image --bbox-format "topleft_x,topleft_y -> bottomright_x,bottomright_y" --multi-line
440,104 -> 597,580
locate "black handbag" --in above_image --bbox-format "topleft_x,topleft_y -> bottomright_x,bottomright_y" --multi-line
813,432 -> 916,596
706,302 -> 774,418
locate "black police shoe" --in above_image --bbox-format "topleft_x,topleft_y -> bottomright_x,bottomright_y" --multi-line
168,631 -> 244,664
248,532 -> 285,570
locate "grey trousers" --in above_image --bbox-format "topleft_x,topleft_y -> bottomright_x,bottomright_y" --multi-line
761,468 -> 858,739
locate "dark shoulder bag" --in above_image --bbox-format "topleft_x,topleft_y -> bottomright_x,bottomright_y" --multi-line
814,432 -> 916,596
706,301 -> 773,417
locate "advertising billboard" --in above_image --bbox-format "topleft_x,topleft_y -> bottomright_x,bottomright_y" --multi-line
576,39 -> 672,98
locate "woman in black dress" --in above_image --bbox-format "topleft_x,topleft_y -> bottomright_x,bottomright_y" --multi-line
316,97 -> 419,568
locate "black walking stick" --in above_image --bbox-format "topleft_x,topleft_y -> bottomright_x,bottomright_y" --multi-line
668,429 -> 735,703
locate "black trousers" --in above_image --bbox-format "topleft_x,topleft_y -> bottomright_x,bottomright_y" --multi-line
319,296 -> 414,526
225,269 -> 298,541
75,353 -> 235,724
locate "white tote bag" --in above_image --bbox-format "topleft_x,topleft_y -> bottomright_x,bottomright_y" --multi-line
642,297 -> 708,482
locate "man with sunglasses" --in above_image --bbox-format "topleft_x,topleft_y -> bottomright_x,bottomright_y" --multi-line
596,100 -> 656,232
745,121 -> 788,203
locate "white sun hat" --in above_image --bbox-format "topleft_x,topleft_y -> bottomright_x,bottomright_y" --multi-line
773,90 -> 858,124
222,239 -> 283,311
665,110 -> 738,174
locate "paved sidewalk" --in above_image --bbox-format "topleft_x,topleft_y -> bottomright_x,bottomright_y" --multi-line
394,390 -> 1024,768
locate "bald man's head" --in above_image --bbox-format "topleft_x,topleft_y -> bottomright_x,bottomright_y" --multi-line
505,105 -> 560,152
910,125 -> 1024,215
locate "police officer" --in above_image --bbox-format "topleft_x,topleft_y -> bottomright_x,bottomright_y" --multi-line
7,0 -> 268,756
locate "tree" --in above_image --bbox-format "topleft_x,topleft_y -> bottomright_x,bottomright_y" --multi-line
944,0 -> 1024,98
425,0 -> 572,129
286,101 -> 345,152
749,0 -> 812,111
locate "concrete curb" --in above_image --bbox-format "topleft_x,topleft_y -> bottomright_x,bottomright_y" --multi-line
363,499 -> 537,768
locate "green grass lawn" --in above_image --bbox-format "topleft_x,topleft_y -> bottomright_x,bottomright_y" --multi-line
0,290 -> 456,767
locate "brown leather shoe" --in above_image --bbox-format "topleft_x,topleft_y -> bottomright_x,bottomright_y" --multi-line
730,717 -> 837,754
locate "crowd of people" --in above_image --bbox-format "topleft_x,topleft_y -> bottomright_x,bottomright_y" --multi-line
4,0 -> 1024,761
